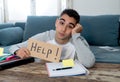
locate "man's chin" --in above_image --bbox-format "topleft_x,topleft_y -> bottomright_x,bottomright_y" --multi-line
58,36 -> 66,40
57,35 -> 69,40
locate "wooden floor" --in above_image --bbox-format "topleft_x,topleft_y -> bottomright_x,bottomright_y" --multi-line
0,61 -> 120,82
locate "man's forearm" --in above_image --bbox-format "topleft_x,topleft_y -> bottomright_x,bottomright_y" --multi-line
72,33 -> 95,68
9,41 -> 27,54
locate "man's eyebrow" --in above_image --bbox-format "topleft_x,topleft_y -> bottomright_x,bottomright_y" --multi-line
59,18 -> 75,27
59,18 -> 65,21
69,23 -> 75,27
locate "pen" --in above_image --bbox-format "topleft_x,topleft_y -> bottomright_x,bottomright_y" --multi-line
53,67 -> 72,71
6,54 -> 20,61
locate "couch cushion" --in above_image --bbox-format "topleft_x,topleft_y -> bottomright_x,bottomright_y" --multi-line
118,17 -> 120,45
90,46 -> 120,63
0,27 -> 23,46
81,15 -> 120,46
23,16 -> 57,41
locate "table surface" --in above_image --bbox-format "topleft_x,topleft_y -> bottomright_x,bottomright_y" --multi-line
0,60 -> 120,82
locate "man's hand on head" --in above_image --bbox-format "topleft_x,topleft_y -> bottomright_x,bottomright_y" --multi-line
72,23 -> 83,35
15,48 -> 30,59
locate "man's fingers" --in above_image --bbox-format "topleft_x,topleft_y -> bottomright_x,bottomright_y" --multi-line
15,48 -> 30,59
76,24 -> 83,32
72,24 -> 83,34
23,48 -> 30,56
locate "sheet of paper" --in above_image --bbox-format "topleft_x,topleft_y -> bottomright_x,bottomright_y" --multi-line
62,59 -> 74,67
99,46 -> 120,51
0,48 -> 4,56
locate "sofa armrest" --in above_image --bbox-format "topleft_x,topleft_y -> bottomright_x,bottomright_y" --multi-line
15,22 -> 26,30
0,23 -> 14,29
0,27 -> 23,46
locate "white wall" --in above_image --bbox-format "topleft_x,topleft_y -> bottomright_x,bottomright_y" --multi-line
0,1 -> 3,23
0,0 -> 4,23
73,0 -> 120,15
0,7 -> 2,23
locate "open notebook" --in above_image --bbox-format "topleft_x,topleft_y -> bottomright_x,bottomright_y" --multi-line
46,61 -> 89,77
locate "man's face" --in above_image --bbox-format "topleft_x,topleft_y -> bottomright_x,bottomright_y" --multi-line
55,14 -> 77,43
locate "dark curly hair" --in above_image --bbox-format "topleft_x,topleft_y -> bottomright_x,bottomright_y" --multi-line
60,9 -> 80,24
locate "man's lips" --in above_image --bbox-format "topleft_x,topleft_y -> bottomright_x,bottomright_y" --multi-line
59,32 -> 65,37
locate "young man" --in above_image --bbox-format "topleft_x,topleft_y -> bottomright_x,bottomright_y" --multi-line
9,9 -> 95,68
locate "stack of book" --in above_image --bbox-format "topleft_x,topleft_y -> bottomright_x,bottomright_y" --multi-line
0,53 -> 34,70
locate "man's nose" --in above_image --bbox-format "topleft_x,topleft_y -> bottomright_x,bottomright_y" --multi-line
62,25 -> 67,32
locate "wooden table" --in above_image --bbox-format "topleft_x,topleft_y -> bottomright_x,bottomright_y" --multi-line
0,60 -> 120,82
